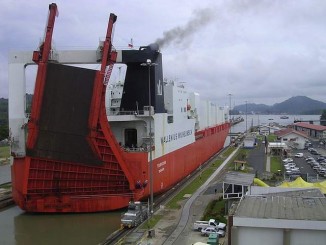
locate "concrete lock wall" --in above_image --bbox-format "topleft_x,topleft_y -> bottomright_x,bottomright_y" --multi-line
290,229 -> 326,245
232,226 -> 326,245
231,226 -> 283,245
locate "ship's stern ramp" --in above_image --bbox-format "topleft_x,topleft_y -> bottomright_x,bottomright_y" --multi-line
17,63 -> 134,212
27,63 -> 101,164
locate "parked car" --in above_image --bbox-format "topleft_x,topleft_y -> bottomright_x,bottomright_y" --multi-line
312,165 -> 321,170
193,219 -> 226,231
201,227 -> 225,237
282,158 -> 293,163
320,162 -> 326,168
284,162 -> 296,168
306,142 -> 312,147
285,170 -> 301,176
291,169 -> 301,174
318,168 -> 326,174
311,150 -> 320,155
309,161 -> 319,166
294,153 -> 303,158
285,166 -> 299,171
307,159 -> 317,164
305,156 -> 314,161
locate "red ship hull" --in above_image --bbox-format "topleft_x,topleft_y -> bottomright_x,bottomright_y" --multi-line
11,123 -> 229,213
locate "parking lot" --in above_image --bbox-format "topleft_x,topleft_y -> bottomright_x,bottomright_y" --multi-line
284,141 -> 326,181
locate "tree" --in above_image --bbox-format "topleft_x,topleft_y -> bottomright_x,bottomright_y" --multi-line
0,125 -> 8,141
321,110 -> 326,126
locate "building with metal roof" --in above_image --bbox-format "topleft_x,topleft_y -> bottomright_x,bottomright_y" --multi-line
229,187 -> 326,245
274,128 -> 309,150
223,172 -> 255,199
293,122 -> 326,139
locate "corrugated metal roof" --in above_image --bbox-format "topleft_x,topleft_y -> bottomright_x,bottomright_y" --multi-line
274,128 -> 309,138
223,171 -> 255,186
294,122 -> 326,131
235,194 -> 326,221
249,187 -> 325,198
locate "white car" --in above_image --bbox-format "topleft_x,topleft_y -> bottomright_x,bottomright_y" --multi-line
201,227 -> 225,237
287,166 -> 300,171
295,153 -> 303,158
305,157 -> 314,161
282,158 -> 293,163
284,162 -> 296,168
286,170 -> 301,176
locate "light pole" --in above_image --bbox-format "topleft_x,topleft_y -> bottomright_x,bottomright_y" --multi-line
141,59 -> 156,216
245,100 -> 248,134
229,94 -> 232,145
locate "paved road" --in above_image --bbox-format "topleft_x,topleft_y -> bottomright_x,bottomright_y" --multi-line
163,147 -> 239,245
247,142 -> 266,174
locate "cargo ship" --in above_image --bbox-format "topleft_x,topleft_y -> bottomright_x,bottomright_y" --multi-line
9,4 -> 230,212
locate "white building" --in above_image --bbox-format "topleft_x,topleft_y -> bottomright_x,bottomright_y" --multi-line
230,187 -> 326,245
274,128 -> 309,150
259,125 -> 281,135
267,142 -> 288,155
243,135 -> 256,149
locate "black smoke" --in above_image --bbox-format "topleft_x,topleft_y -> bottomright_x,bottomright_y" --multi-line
155,7 -> 215,48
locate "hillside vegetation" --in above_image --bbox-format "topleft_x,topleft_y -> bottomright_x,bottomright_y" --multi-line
234,96 -> 326,115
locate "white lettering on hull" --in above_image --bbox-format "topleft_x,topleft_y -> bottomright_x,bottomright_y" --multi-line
160,129 -> 193,144
157,160 -> 166,173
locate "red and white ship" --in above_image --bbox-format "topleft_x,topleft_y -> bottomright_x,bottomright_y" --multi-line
8,4 -> 230,212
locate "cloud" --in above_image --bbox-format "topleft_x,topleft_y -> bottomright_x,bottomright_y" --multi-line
2,0 -> 326,108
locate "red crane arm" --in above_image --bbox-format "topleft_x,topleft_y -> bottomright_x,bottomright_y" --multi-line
27,3 -> 58,149
88,13 -> 117,129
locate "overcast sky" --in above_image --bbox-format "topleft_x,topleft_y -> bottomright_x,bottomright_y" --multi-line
1,0 -> 326,106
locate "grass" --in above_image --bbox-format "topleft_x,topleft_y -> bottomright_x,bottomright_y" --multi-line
166,147 -> 236,209
202,197 -> 227,224
140,214 -> 163,229
0,182 -> 11,189
221,146 -> 235,158
0,145 -> 10,159
267,134 -> 277,142
270,156 -> 283,173
166,165 -> 217,209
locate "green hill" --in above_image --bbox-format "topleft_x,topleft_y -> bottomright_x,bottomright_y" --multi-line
234,96 -> 326,115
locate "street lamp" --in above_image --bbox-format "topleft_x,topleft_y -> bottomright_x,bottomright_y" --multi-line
141,59 -> 156,216
245,100 -> 248,134
229,94 -> 232,145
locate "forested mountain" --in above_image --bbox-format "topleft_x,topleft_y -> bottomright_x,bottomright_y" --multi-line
233,96 -> 326,115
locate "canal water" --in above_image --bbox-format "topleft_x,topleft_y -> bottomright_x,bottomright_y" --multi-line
231,114 -> 320,134
0,205 -> 122,245
0,114 -> 320,244
0,165 -> 123,245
